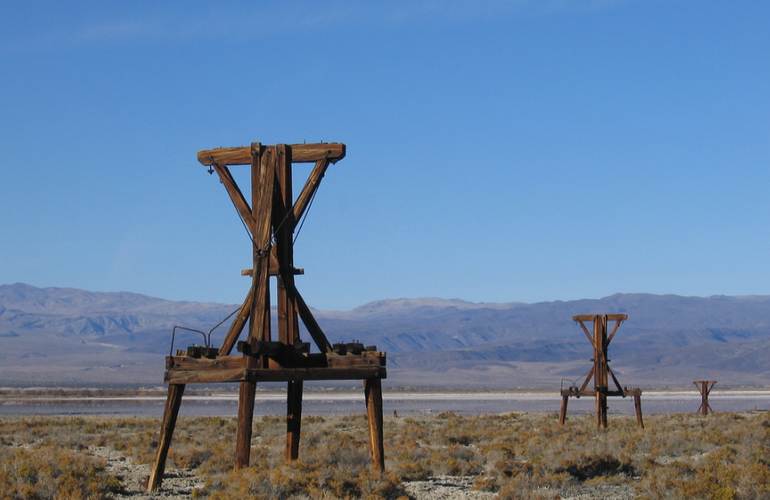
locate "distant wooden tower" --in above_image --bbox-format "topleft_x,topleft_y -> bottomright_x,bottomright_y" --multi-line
694,380 -> 716,415
147,142 -> 387,491
559,314 -> 643,429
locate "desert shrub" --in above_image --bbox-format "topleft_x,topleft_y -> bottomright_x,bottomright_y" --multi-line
556,453 -> 635,481
0,445 -> 121,499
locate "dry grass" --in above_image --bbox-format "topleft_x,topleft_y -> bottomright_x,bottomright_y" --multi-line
0,411 -> 768,499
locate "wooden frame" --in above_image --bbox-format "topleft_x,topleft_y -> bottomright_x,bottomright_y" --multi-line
559,314 -> 643,429
147,142 -> 386,492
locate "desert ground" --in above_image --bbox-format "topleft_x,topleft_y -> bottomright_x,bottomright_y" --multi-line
1,410 -> 769,499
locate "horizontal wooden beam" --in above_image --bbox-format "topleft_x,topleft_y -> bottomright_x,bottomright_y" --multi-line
572,313 -> 628,322
246,366 -> 385,382
164,352 -> 387,384
561,388 -> 641,398
242,267 -> 304,277
198,143 -> 346,166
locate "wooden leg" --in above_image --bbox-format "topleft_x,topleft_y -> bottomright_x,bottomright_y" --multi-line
147,384 -> 185,492
559,394 -> 569,425
592,394 -> 609,429
286,380 -> 303,462
364,378 -> 385,473
634,393 -> 644,429
600,393 -> 608,429
235,380 -> 257,469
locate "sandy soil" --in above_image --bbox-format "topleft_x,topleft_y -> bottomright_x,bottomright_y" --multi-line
87,446 -> 203,499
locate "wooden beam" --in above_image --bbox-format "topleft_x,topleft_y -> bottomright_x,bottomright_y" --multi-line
292,158 -> 330,223
198,143 -> 346,166
247,143 -> 274,346
274,144 -> 300,346
607,318 -> 624,345
218,286 -> 254,356
241,266 -> 304,277
286,380 -> 303,461
364,378 -> 385,473
235,380 -> 257,468
573,313 -> 628,322
147,384 -> 185,491
246,366 -> 385,382
291,285 -> 333,353
576,319 -> 594,346
212,163 -> 256,233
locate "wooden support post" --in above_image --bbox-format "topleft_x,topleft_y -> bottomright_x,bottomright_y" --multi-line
559,394 -> 568,425
594,315 -> 608,430
364,378 -> 385,473
147,383 -> 185,491
235,380 -> 257,469
633,392 -> 644,429
286,380 -> 303,461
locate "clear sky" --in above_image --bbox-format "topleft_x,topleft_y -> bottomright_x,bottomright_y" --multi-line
1,1 -> 769,309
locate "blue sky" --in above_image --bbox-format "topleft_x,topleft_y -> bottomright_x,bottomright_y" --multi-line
1,1 -> 769,309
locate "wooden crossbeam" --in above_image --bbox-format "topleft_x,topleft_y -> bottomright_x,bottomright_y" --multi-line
198,143 -> 346,166
573,314 -> 628,322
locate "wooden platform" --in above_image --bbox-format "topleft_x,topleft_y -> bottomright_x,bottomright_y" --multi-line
164,352 -> 387,384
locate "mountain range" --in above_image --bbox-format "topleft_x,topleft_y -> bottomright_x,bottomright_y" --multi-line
1,283 -> 769,388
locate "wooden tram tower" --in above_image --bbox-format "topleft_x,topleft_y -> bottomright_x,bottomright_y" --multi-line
694,380 -> 716,415
147,142 -> 387,491
559,314 -> 643,429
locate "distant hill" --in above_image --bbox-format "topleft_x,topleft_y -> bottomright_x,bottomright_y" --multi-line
1,283 -> 769,388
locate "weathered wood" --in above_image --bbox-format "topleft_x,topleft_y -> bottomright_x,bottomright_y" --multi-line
241,266 -> 304,276
246,365 -> 385,382
165,368 -> 245,384
274,144 -> 300,346
235,380 -> 257,469
147,384 -> 185,491
606,317 -> 624,344
286,380 -> 303,461
594,315 -> 608,430
292,158 -> 330,223
578,366 -> 595,394
212,162 -> 256,233
364,378 -> 385,473
198,143 -> 346,166
633,392 -> 644,429
607,365 -> 624,395
166,355 -> 243,370
292,286 -> 333,353
559,394 -> 568,425
576,319 -> 594,346
218,287 -> 254,356
573,313 -> 628,322
248,143 -> 274,350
